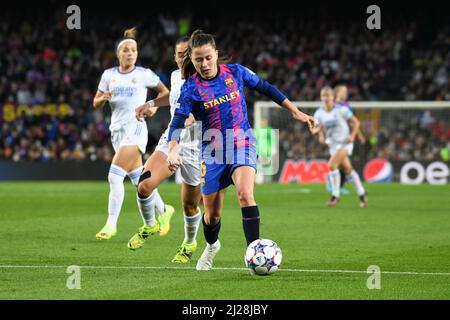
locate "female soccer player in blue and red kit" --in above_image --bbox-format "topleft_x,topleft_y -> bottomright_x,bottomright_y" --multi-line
167,30 -> 315,270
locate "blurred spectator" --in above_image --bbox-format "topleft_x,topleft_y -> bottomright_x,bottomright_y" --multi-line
0,7 -> 449,162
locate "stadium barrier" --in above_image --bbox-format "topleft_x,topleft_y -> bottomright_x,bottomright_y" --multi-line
277,159 -> 450,185
0,161 -> 109,180
1,159 -> 448,184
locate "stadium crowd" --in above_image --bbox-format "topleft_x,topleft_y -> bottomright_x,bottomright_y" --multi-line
0,7 -> 449,163
277,110 -> 450,164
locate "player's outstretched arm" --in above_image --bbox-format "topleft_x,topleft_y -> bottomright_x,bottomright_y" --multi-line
280,99 -> 315,132
136,81 -> 170,120
250,75 -> 314,132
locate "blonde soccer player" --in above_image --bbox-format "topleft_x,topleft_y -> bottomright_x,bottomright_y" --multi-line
311,86 -> 368,208
93,27 -> 174,240
323,84 -> 367,193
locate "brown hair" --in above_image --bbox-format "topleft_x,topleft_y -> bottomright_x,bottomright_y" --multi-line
175,35 -> 190,46
181,29 -> 230,79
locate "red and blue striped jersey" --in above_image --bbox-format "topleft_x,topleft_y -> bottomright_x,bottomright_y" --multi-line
176,64 -> 260,154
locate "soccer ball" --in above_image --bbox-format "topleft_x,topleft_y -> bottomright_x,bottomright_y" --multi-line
244,239 -> 282,275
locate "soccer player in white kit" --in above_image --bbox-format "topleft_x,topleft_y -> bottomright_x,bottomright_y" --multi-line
311,86 -> 368,208
130,36 -> 202,263
93,27 -> 174,240
323,85 -> 367,193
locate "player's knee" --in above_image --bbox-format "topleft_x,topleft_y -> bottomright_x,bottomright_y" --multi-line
328,162 -> 338,171
137,170 -> 154,197
237,190 -> 255,206
204,213 -> 220,226
137,180 -> 155,198
182,200 -> 198,216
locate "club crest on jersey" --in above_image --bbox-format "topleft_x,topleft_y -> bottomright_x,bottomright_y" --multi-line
225,77 -> 234,87
131,77 -> 137,84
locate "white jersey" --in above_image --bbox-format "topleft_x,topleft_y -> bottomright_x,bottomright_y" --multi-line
169,69 -> 184,118
314,104 -> 353,145
156,69 -> 201,186
98,66 -> 160,131
162,69 -> 201,148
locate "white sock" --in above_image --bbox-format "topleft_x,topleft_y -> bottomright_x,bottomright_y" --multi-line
329,169 -> 341,198
346,170 -> 366,196
184,208 -> 201,244
154,188 -> 165,215
128,166 -> 143,187
137,190 -> 159,227
106,164 -> 127,228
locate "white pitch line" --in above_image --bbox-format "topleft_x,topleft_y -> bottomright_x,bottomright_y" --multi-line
1,265 -> 450,276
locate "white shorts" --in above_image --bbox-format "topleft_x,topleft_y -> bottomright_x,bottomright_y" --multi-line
155,126 -> 201,186
110,122 -> 148,154
329,142 -> 354,157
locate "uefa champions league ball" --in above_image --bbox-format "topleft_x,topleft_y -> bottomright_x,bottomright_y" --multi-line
244,239 -> 282,275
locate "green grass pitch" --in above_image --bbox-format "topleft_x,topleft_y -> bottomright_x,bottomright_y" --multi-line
0,181 -> 449,299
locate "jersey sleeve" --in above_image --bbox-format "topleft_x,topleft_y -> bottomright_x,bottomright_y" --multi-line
339,105 -> 353,120
168,82 -> 195,142
97,71 -> 109,92
170,71 -> 177,90
238,64 -> 260,89
176,82 -> 194,117
145,68 -> 161,88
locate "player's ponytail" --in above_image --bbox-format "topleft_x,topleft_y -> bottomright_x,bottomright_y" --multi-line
123,27 -> 137,39
181,29 -> 231,79
116,27 -> 138,52
181,53 -> 196,80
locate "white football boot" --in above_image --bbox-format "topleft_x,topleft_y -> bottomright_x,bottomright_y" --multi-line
196,240 -> 221,271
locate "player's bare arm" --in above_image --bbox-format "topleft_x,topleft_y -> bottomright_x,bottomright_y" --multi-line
93,90 -> 113,109
280,99 -> 315,132
318,129 -> 326,144
310,124 -> 323,135
135,80 -> 169,120
357,129 -> 366,144
184,114 -> 196,127
348,115 -> 360,143
167,140 -> 182,172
